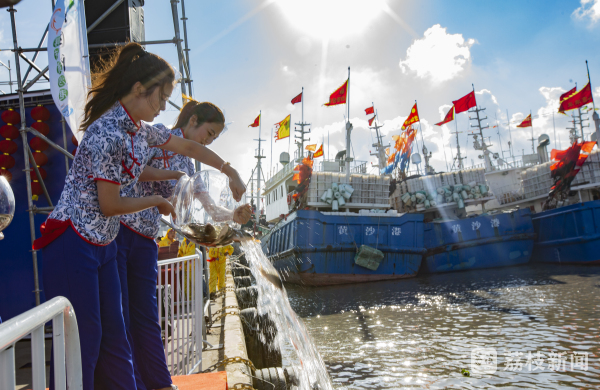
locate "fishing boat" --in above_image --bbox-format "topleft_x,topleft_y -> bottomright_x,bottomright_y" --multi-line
389,101 -> 536,273
486,134 -> 600,264
260,90 -> 428,285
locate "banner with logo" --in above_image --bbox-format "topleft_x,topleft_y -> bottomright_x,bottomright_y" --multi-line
47,0 -> 91,142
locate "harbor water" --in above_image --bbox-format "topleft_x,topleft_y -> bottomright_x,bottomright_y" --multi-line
283,264 -> 600,389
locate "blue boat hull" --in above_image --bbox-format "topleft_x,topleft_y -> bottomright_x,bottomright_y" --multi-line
532,200 -> 600,264
262,210 -> 425,286
423,209 -> 535,273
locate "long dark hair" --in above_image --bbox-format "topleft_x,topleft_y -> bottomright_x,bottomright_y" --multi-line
174,101 -> 225,130
82,42 -> 175,131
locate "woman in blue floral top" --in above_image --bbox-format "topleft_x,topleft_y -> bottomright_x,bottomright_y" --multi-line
117,101 -> 251,390
33,43 -> 246,390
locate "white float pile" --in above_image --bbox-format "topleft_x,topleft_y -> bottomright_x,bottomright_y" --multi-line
319,182 -> 355,211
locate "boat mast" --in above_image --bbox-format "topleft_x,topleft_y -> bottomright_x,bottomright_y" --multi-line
528,110 -> 535,154
345,67 -> 352,183
588,60 -> 600,139
468,84 -> 492,171
294,86 -> 310,162
369,102 -> 387,170
453,117 -> 465,170
254,110 -> 266,225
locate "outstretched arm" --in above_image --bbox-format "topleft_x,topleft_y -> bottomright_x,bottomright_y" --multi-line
139,166 -> 186,182
158,135 -> 246,201
97,180 -> 175,218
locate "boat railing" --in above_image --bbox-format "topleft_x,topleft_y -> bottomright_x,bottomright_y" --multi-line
0,296 -> 82,389
157,249 -> 206,375
265,162 -> 294,189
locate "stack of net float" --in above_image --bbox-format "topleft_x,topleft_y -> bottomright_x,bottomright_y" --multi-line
390,168 -> 488,212
397,182 -> 489,212
307,172 -> 391,207
320,182 -> 354,211
520,149 -> 600,200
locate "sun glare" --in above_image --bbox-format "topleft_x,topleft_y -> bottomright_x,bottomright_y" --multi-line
277,0 -> 386,40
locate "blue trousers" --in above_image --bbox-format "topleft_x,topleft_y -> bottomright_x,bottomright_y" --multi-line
42,226 -> 136,390
116,225 -> 172,390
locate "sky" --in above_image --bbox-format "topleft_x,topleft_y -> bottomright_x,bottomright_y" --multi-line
3,0 -> 600,194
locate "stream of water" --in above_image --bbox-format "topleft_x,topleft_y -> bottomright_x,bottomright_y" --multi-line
241,239 -> 334,390
283,264 -> 600,389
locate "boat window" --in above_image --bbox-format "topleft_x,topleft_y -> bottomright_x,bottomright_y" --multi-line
281,186 -> 284,197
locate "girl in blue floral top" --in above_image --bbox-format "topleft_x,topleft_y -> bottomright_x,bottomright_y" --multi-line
33,43 -> 246,390
116,102 -> 251,390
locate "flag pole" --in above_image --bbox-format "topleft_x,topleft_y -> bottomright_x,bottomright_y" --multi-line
587,60 -> 596,112
345,66 -> 351,183
270,126 -> 273,174
530,109 -> 534,154
256,110 -> 262,225
587,60 -> 600,139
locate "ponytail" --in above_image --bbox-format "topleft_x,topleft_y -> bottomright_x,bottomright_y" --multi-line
174,101 -> 225,130
81,42 -> 175,131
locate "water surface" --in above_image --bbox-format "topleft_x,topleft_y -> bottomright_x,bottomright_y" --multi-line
284,264 -> 600,389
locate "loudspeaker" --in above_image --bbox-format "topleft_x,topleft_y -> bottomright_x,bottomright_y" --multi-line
85,0 -> 145,69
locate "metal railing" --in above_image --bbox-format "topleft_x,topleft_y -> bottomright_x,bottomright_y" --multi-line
0,297 -> 82,390
157,248 -> 205,375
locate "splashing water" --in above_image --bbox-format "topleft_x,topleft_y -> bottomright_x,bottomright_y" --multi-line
241,239 -> 333,390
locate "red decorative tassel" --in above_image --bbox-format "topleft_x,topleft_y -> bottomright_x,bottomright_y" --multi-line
31,180 -> 43,196
33,167 -> 47,180
0,154 -> 15,170
33,151 -> 48,166
1,109 -> 20,125
31,121 -> 50,136
30,105 -> 50,121
29,137 -> 49,152
0,125 -> 19,140
71,135 -> 78,147
0,139 -> 18,154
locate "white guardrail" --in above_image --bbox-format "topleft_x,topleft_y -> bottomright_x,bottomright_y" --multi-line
0,296 -> 82,390
0,249 -> 207,387
157,248 -> 206,375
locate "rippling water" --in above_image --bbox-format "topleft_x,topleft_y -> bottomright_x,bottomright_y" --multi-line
283,264 -> 600,389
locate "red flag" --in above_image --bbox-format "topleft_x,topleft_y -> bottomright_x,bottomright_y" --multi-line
435,106 -> 455,126
365,106 -> 374,115
324,79 -> 348,106
517,114 -> 532,128
314,144 -> 324,158
560,86 -> 577,102
558,82 -> 593,114
291,92 -> 302,105
248,114 -> 260,128
401,103 -> 419,130
452,91 -> 476,114
368,116 -> 376,126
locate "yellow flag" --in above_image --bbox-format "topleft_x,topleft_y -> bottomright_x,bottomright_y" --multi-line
305,144 -> 317,151
274,114 -> 290,141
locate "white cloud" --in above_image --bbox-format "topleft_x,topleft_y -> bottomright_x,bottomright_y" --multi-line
399,24 -> 475,84
573,0 -> 600,24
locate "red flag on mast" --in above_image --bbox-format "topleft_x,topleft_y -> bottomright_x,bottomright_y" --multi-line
560,86 -> 577,102
401,103 -> 419,130
452,91 -> 477,114
291,92 -> 302,105
558,82 -> 593,114
314,144 -> 324,158
323,79 -> 348,106
435,106 -> 455,126
368,116 -> 376,126
248,114 -> 260,128
365,106 -> 374,115
517,114 -> 532,128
